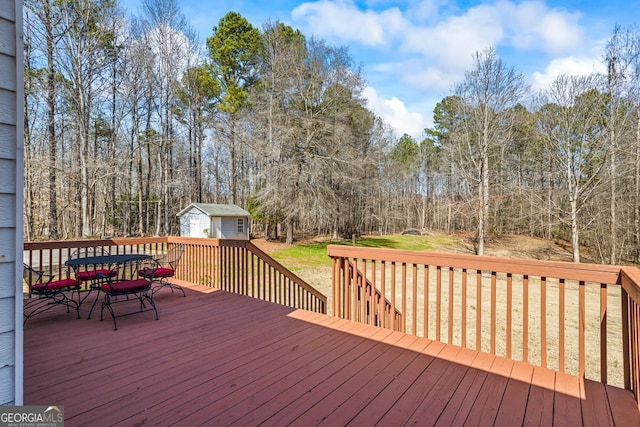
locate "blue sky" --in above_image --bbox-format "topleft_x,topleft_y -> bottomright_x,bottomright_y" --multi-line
122,0 -> 640,139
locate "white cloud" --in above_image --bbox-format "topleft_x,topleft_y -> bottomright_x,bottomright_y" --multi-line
291,0 -> 598,132
362,86 -> 430,139
291,0 -> 405,46
402,4 -> 503,67
500,1 -> 583,54
531,56 -> 606,91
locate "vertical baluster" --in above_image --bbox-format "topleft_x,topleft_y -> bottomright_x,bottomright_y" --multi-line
601,282 -> 608,383
436,266 -> 442,342
352,258 -> 359,323
523,275 -> 529,363
559,278 -> 565,373
476,270 -> 482,352
622,287 -> 630,390
47,248 -> 52,275
56,246 -> 63,278
362,259 -> 368,326
461,268 -> 467,348
491,271 -> 496,355
402,263 -> 407,333
448,267 -> 454,344
334,257 -> 340,318
424,265 -> 429,338
412,264 -> 417,337
243,247 -> 248,295
344,258 -> 350,320
506,273 -> 512,360
380,261 -> 386,329
370,260 -> 376,326
391,262 -> 396,331
579,280 -> 585,379
636,303 -> 640,401
541,276 -> 547,368
631,302 -> 636,396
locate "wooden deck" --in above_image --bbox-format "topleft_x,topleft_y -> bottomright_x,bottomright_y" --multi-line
24,286 -> 640,426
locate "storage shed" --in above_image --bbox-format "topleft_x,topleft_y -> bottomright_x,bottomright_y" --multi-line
178,203 -> 250,239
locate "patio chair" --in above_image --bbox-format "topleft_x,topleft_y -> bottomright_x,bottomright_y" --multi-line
100,259 -> 159,330
139,245 -> 186,297
23,264 -> 81,324
69,246 -> 117,286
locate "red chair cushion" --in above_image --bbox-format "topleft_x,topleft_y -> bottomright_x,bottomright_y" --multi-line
101,279 -> 150,294
76,269 -> 117,281
138,267 -> 174,279
32,278 -> 80,292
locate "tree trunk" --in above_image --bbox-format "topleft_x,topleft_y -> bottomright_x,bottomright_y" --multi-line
634,112 -> 640,263
45,0 -> 58,239
571,197 -> 580,263
286,217 -> 293,245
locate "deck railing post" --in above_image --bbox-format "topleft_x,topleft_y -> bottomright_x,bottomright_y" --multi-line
622,286 -> 631,390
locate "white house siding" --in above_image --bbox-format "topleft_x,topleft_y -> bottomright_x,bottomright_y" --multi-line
0,0 -> 23,405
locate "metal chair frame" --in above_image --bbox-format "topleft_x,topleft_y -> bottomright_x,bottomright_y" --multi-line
99,259 -> 158,330
142,245 -> 186,297
23,263 -> 81,324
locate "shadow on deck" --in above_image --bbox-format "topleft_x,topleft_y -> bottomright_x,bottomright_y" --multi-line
24,285 -> 640,426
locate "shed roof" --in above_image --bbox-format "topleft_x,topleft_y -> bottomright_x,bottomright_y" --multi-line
178,203 -> 250,218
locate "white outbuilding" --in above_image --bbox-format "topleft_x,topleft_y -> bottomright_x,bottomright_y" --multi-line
177,203 -> 250,239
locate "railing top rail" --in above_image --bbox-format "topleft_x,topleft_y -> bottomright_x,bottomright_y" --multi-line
166,236 -> 224,245
327,245 -> 622,284
245,241 -> 327,304
23,236 -> 237,250
24,237 -> 169,250
621,267 -> 640,303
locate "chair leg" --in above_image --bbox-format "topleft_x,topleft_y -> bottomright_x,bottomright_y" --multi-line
24,291 -> 80,325
100,290 -> 158,330
87,289 -> 102,320
100,295 -> 118,330
144,293 -> 159,320
152,279 -> 186,297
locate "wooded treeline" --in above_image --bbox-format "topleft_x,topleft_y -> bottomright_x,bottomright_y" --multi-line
22,0 -> 640,264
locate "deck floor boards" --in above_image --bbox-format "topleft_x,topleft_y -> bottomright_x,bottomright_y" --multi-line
24,286 -> 640,426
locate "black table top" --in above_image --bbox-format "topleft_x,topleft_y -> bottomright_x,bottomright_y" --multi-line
65,253 -> 153,267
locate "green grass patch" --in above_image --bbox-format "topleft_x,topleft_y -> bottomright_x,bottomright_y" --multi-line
269,234 -> 461,269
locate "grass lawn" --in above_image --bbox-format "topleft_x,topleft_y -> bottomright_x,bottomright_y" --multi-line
266,234 -> 462,271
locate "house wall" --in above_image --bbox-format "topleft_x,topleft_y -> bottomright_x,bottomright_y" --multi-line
0,0 -> 23,405
179,208 -> 211,238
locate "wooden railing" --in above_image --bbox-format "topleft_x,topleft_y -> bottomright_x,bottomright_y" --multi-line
334,257 -> 402,330
23,237 -> 327,314
621,267 -> 640,405
328,244 -> 640,398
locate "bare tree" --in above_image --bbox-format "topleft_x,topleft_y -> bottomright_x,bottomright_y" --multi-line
140,0 -> 197,235
453,48 -> 528,255
537,74 -> 608,262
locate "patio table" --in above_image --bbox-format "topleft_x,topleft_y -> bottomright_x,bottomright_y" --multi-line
65,253 -> 153,319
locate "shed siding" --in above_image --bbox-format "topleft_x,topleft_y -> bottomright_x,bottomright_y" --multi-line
212,217 -> 221,238
179,208 -> 211,238
177,204 -> 249,239
0,0 -> 23,405
220,217 -> 247,239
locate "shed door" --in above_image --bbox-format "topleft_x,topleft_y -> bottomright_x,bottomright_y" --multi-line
190,217 -> 199,237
